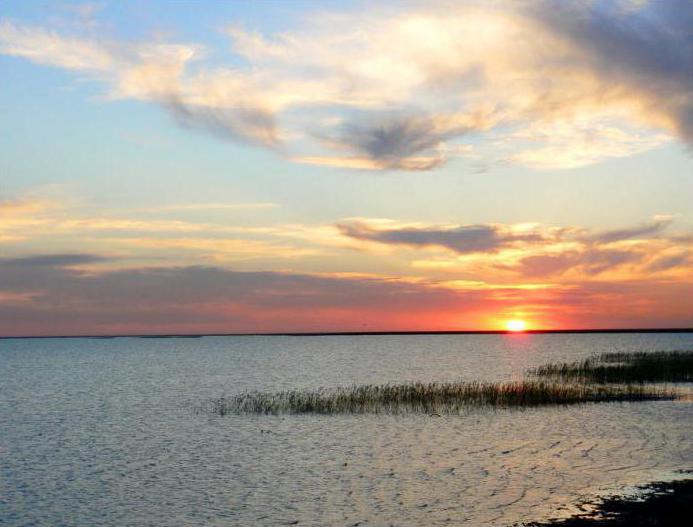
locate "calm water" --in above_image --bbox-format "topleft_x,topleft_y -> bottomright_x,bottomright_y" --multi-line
1,333 -> 692,526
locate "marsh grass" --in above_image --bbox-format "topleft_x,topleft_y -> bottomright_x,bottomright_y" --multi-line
203,380 -> 675,415
200,350 -> 690,416
531,350 -> 693,384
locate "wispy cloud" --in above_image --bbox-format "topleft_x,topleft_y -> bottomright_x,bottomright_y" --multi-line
0,197 -> 58,242
4,190 -> 691,281
510,123 -> 669,170
0,253 -> 107,267
141,202 -> 280,213
0,194 -> 336,265
164,95 -> 280,148
1,1 -> 688,171
515,248 -> 643,278
113,237 -> 321,262
586,216 -> 673,244
645,252 -> 690,272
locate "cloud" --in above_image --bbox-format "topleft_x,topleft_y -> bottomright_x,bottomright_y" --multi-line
536,279 -> 693,329
164,96 -> 279,148
337,216 -> 692,281
517,248 -> 643,278
114,237 -> 321,262
586,216 -> 673,244
1,1 -> 689,170
317,112 -> 492,170
332,116 -> 449,170
645,252 -> 691,272
0,197 -> 60,242
0,197 -> 52,214
338,220 -> 548,254
0,193 -> 349,266
529,0 -> 693,143
0,253 -> 107,268
4,194 -> 691,282
0,260 -> 494,335
0,19 -> 114,70
0,290 -> 40,304
509,216 -> 687,278
0,20 -> 278,147
1,257 -> 691,335
142,202 -> 279,212
510,122 -> 669,170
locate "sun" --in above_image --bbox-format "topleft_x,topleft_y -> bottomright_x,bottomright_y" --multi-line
505,319 -> 527,332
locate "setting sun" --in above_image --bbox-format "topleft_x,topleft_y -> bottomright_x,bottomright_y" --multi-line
506,319 -> 527,332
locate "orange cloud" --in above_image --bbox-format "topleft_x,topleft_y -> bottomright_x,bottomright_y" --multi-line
340,217 -> 692,283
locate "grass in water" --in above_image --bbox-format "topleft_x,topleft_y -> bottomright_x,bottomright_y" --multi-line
530,350 -> 693,384
201,350 -> 690,416
204,380 -> 674,416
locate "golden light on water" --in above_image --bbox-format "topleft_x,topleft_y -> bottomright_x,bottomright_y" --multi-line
506,319 -> 527,332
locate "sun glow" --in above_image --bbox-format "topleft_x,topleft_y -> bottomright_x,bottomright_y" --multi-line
506,319 -> 527,332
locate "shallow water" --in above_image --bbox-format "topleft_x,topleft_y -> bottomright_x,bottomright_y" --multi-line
1,333 -> 692,526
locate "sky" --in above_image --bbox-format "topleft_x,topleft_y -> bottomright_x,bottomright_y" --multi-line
1,0 -> 692,336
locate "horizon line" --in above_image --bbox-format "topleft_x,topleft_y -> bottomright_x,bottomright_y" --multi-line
2,327 -> 693,339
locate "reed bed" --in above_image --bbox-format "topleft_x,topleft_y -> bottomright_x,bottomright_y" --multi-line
531,350 -> 693,384
203,380 -> 675,416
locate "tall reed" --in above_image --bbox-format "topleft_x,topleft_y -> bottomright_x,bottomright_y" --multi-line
530,350 -> 693,384
203,380 -> 675,415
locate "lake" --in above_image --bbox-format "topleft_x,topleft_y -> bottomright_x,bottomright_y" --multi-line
1,333 -> 691,526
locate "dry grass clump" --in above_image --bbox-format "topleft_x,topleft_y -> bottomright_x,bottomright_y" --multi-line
203,380 -> 675,416
531,350 -> 693,384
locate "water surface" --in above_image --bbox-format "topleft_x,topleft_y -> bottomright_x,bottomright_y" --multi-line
1,333 -> 691,526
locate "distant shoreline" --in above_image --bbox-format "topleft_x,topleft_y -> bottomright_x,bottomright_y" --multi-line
2,328 -> 693,339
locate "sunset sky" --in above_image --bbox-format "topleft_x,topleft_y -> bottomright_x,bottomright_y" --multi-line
1,0 -> 692,336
